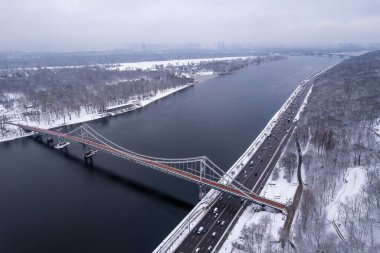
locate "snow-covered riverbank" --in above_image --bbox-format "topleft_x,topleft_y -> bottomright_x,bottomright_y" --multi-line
0,83 -> 195,143
108,56 -> 256,71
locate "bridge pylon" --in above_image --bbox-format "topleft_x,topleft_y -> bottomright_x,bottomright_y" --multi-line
198,158 -> 206,199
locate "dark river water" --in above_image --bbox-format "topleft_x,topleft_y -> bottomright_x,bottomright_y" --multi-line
0,56 -> 340,253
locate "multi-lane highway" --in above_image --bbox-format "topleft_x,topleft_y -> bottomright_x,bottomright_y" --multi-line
174,76 -> 314,253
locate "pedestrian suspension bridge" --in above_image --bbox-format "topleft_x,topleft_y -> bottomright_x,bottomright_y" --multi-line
9,123 -> 288,212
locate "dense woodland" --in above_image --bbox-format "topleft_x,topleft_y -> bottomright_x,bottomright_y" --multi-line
0,66 -> 192,126
291,50 -> 380,253
242,51 -> 380,252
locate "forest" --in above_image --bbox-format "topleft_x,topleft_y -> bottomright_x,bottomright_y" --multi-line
290,50 -> 380,253
242,51 -> 380,253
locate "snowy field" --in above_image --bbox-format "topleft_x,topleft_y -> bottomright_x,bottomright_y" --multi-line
326,167 -> 366,221
219,206 -> 285,252
26,56 -> 256,71
326,167 -> 366,238
108,56 -> 255,71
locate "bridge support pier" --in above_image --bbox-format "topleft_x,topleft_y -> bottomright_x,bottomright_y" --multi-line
198,184 -> 204,199
198,159 -> 207,199
198,184 -> 208,199
83,144 -> 90,162
46,136 -> 54,145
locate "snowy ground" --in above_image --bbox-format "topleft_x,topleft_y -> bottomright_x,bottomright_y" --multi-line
294,85 -> 313,121
219,206 -> 285,253
108,56 -> 255,71
219,166 -> 298,253
325,167 -> 366,239
326,167 -> 366,221
261,169 -> 299,206
373,118 -> 380,142
27,56 -> 256,71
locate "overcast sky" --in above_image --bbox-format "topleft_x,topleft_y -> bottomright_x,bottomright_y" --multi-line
1,0 -> 380,50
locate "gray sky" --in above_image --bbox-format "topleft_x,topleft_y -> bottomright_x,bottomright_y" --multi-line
1,0 -> 380,50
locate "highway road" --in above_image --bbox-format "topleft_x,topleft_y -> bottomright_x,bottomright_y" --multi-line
174,77 -> 314,253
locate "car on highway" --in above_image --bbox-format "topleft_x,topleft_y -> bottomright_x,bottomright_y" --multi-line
221,220 -> 226,226
207,246 -> 213,252
214,213 -> 219,218
195,247 -> 201,253
197,226 -> 204,234
212,232 -> 217,238
213,207 -> 218,214
250,160 -> 254,166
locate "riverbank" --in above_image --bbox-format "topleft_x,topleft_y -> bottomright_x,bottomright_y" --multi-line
0,82 -> 197,143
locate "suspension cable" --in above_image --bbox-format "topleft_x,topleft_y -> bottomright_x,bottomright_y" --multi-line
80,124 -> 259,200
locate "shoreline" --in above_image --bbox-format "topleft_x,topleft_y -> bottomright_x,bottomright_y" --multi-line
0,80 -> 206,143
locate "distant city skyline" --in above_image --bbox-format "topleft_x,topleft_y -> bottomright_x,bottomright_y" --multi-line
1,0 -> 380,51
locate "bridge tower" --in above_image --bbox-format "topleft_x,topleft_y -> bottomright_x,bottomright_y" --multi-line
198,158 -> 206,199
